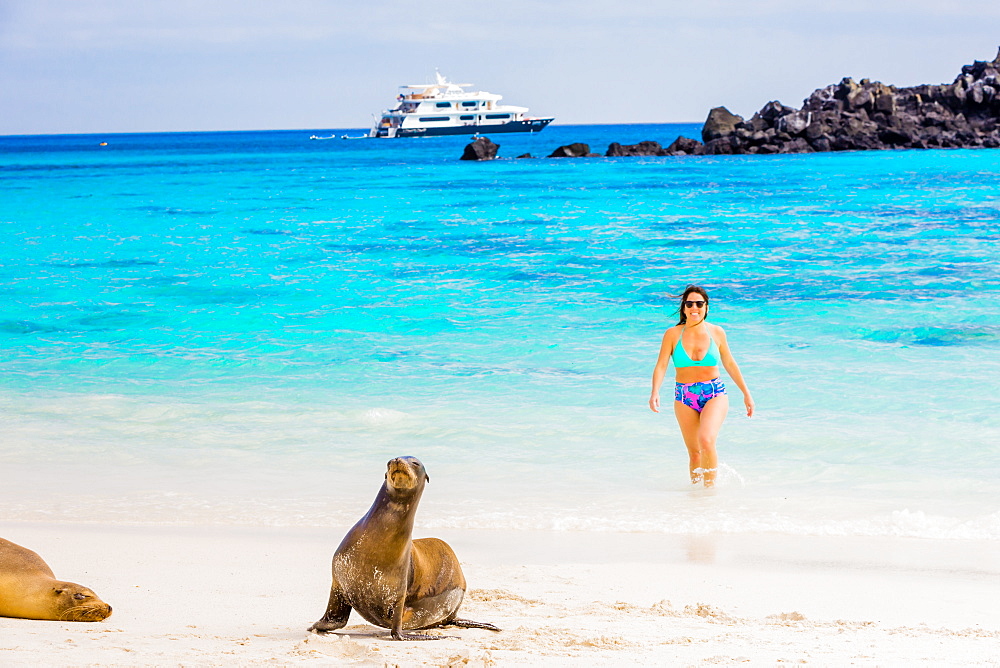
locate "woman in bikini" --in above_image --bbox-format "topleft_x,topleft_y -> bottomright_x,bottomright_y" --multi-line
648,285 -> 754,487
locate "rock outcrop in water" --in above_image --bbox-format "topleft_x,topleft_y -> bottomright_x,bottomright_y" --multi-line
695,48 -> 1000,154
701,107 -> 744,143
606,141 -> 668,156
461,50 -> 1000,160
663,136 -> 705,156
460,136 -> 500,161
548,143 -> 599,158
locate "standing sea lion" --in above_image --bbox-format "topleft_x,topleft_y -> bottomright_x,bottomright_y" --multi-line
0,537 -> 112,622
309,456 -> 499,640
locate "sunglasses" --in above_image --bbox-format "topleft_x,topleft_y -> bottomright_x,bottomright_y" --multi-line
684,300 -> 706,308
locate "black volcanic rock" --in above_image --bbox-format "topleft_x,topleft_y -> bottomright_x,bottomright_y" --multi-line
698,48 -> 1000,154
548,143 -> 592,157
460,136 -> 500,160
702,107 -> 745,142
606,141 -> 668,156
664,136 -> 705,155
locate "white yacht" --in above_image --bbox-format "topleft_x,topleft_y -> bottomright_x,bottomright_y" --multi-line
369,72 -> 554,138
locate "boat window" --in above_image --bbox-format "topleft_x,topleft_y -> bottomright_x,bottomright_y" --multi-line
461,101 -> 477,107
418,116 -> 450,122
435,102 -> 452,108
485,114 -> 511,120
459,115 -> 475,121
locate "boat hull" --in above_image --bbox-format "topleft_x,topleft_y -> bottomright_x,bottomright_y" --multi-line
375,118 -> 553,138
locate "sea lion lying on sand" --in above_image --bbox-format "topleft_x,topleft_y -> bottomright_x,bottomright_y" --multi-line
0,537 -> 112,622
309,456 -> 499,640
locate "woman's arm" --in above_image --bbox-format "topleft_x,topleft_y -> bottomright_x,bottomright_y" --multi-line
716,326 -> 754,417
649,329 -> 676,413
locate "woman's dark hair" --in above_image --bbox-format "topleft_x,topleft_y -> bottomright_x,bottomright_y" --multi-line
677,285 -> 709,325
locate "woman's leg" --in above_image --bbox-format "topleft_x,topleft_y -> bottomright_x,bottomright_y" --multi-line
673,401 -> 704,484
695,394 -> 729,487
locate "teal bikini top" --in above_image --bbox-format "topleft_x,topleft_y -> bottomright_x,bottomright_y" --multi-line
672,327 -> 720,368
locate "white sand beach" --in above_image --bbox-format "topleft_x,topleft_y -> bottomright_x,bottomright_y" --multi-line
1,522 -> 997,666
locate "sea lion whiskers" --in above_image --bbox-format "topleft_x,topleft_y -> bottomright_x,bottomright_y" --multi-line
59,607 -> 82,622
59,606 -> 94,622
58,601 -> 111,622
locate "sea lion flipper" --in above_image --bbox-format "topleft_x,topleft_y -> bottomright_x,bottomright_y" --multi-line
308,580 -> 352,634
390,629 -> 452,641
440,617 -> 502,632
390,590 -> 455,641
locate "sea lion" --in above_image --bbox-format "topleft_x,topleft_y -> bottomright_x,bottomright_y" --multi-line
0,537 -> 112,622
309,456 -> 499,640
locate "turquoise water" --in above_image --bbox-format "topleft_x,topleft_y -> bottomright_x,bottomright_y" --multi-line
2,125 -> 999,538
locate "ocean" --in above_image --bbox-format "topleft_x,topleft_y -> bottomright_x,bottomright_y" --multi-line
1,124 -> 998,540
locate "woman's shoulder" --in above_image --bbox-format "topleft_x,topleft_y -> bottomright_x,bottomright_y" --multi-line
707,323 -> 728,338
660,325 -> 682,347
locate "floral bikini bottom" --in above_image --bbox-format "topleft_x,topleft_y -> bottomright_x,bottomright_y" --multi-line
674,378 -> 726,413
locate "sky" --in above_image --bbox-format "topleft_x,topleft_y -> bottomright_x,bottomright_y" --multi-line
1,0 -> 999,135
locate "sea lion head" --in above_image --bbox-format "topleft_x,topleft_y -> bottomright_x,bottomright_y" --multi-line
385,456 -> 429,497
52,582 -> 113,622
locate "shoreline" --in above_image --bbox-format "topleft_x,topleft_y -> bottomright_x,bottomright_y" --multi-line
1,521 -> 997,665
